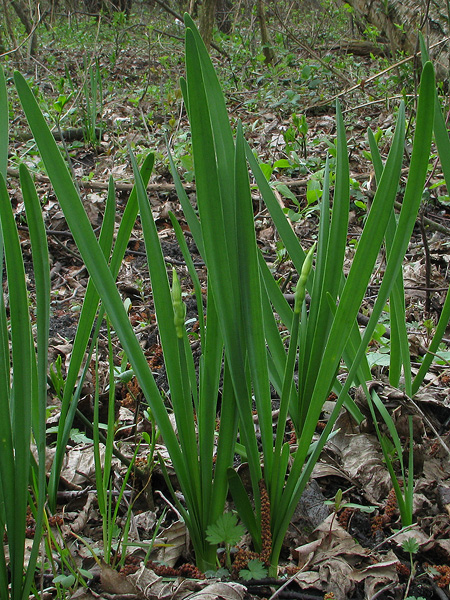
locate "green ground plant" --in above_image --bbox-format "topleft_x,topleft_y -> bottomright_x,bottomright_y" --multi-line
205,512 -> 245,571
359,33 -> 450,525
0,70 -> 48,600
368,390 -> 415,526
0,64 -> 156,599
1,13 -> 450,595
82,58 -> 103,146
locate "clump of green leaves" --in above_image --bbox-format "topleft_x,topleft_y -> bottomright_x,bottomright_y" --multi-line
284,112 -> 308,158
205,514 -> 268,580
206,513 -> 245,571
6,15 -> 449,583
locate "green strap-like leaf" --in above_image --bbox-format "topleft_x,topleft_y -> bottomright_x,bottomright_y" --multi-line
246,142 -> 307,274
0,68 -> 7,179
0,177 -> 15,600
129,149 -> 200,505
412,51 -> 450,394
235,122 -> 273,477
47,154 -> 154,509
0,173 -> 33,598
281,66 -> 434,556
227,468 -> 261,550
299,108 -> 349,429
368,127 -> 411,394
208,358 -> 239,531
20,165 -> 51,598
15,72 -> 187,511
185,28 -> 263,507
167,142 -> 205,258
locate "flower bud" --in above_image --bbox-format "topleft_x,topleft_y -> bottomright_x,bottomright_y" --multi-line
294,243 -> 316,314
171,268 -> 186,338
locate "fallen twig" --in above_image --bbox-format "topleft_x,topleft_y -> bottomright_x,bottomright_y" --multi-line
8,167 -> 450,236
304,36 -> 450,113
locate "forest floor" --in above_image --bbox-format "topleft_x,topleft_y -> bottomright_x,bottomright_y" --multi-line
3,6 -> 450,600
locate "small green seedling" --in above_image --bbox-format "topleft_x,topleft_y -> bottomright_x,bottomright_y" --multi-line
422,318 -> 434,344
49,354 -> 65,400
53,93 -> 73,118
402,536 -> 419,599
402,536 -> 419,573
325,488 -> 377,513
325,488 -> 376,541
239,559 -> 268,581
53,573 -> 76,590
206,513 -> 245,571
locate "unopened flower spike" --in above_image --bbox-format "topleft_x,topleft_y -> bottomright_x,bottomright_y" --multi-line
294,243 -> 316,314
171,267 -> 186,338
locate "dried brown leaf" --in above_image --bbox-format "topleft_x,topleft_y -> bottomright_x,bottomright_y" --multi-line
154,519 -> 187,567
100,561 -> 142,595
328,423 -> 391,502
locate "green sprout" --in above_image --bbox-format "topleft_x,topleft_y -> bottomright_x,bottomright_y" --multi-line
206,513 -> 245,571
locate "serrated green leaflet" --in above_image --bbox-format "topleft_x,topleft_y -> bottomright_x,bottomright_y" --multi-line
206,513 -> 245,546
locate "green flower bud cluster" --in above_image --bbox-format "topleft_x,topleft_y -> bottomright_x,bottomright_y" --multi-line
294,243 -> 316,314
171,267 -> 186,338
